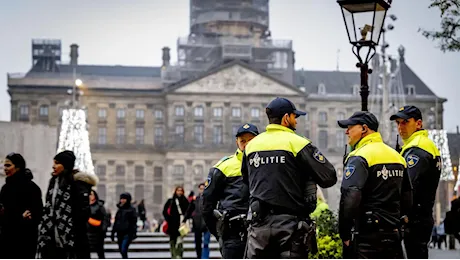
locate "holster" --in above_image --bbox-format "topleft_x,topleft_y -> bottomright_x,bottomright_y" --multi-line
214,209 -> 227,239
297,219 -> 318,255
248,200 -> 262,224
215,210 -> 247,240
228,214 -> 248,241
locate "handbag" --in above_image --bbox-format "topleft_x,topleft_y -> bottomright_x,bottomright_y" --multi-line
176,199 -> 190,237
162,200 -> 173,234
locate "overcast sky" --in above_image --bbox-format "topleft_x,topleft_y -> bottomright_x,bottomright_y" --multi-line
1,0 -> 459,132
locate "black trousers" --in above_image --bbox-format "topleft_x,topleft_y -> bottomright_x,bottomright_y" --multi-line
218,220 -> 247,259
90,243 -> 106,259
350,230 -> 403,259
404,220 -> 433,259
39,244 -> 69,259
219,234 -> 247,259
245,214 -> 308,259
195,231 -> 203,259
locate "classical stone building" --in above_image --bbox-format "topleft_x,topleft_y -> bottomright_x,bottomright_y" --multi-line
0,121 -> 57,193
7,51 -> 445,219
6,0 -> 446,219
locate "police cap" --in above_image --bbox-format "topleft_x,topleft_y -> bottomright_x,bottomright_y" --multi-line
236,123 -> 259,137
266,97 -> 306,118
389,105 -> 423,121
337,111 -> 379,131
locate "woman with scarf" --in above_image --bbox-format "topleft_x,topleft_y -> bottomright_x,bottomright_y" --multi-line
37,150 -> 98,259
0,153 -> 43,259
163,186 -> 190,259
88,189 -> 109,259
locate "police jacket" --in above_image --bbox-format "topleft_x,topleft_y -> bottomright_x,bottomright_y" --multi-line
401,130 -> 441,220
241,124 -> 337,216
202,149 -> 249,237
339,132 -> 413,241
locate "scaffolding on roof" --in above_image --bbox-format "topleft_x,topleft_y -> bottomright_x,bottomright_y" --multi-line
163,0 -> 295,85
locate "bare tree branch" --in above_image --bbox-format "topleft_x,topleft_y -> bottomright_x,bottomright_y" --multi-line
420,0 -> 460,52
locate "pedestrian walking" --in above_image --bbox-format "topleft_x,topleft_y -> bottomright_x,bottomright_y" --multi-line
187,183 -> 210,259
37,150 -> 98,259
429,225 -> 438,248
163,186 -> 190,259
111,192 -> 138,259
0,153 -> 43,259
87,189 -> 109,259
137,199 -> 148,231
437,221 -> 447,249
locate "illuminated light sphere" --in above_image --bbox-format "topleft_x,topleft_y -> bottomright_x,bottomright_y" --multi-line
75,79 -> 83,87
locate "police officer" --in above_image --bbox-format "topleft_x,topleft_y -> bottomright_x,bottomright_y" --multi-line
338,111 -> 413,259
201,123 -> 259,259
390,105 -> 441,259
242,97 -> 337,258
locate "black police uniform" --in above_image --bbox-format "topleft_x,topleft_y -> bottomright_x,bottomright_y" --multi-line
201,123 -> 259,259
338,111 -> 413,259
242,97 -> 337,258
390,106 -> 441,259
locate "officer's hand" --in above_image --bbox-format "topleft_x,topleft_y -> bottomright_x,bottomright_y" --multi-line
343,240 -> 350,246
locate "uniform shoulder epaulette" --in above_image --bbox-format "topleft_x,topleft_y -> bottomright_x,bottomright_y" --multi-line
214,155 -> 233,167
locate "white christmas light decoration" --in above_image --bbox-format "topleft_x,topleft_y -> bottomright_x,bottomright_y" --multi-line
428,130 -> 454,181
57,109 -> 95,175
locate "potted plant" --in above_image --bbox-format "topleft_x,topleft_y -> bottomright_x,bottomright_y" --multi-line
309,209 -> 343,259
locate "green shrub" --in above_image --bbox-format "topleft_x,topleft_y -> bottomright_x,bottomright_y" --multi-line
309,209 -> 343,259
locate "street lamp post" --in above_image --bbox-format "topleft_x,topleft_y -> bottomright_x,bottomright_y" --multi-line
380,14 -> 397,143
71,66 -> 83,109
337,0 -> 392,111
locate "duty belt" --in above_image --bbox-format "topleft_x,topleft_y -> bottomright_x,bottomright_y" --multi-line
229,214 -> 246,222
265,205 -> 308,218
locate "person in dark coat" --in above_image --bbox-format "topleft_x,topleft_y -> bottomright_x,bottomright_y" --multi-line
87,189 -> 109,259
0,153 -> 43,259
137,199 -> 147,231
186,183 -> 210,259
163,186 -> 190,259
111,192 -> 138,259
37,150 -> 98,259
